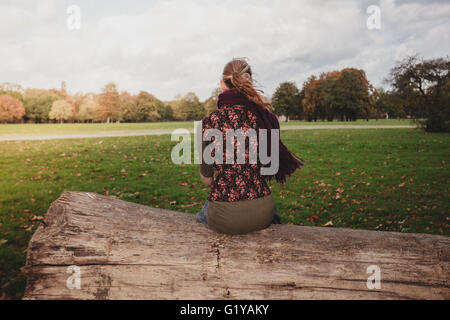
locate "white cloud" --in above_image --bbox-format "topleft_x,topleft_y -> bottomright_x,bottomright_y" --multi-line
1,0 -> 449,100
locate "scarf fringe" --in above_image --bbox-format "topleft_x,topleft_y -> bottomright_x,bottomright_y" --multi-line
266,142 -> 305,184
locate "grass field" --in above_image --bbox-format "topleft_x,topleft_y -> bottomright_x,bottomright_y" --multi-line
0,119 -> 414,136
0,125 -> 448,299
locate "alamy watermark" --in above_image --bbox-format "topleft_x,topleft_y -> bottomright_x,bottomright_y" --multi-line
66,265 -> 81,290
66,5 -> 81,30
171,122 -> 280,176
366,5 -> 381,30
366,265 -> 381,290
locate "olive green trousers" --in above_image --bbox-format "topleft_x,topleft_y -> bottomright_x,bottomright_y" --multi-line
205,195 -> 275,235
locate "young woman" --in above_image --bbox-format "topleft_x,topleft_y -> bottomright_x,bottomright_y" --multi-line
196,58 -> 304,235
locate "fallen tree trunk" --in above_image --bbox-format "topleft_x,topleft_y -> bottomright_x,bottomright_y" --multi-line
24,191 -> 449,300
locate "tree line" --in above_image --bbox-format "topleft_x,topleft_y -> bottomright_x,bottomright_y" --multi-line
0,55 -> 448,131
0,82 -> 211,124
271,55 -> 449,132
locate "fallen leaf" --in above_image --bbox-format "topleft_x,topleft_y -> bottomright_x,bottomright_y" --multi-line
181,202 -> 202,208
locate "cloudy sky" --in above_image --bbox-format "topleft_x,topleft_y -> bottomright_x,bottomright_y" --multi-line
1,0 -> 449,100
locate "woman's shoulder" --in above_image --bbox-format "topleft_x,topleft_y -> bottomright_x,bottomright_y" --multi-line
202,106 -> 234,123
203,104 -> 259,130
202,109 -> 220,127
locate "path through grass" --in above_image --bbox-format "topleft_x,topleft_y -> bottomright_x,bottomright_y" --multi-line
0,119 -> 414,136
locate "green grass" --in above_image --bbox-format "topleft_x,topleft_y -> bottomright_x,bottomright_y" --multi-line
281,118 -> 413,126
0,119 -> 414,136
0,128 -> 448,299
0,121 -> 192,135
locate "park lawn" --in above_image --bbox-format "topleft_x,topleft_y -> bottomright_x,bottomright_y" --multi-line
280,118 -> 414,126
0,128 -> 448,299
0,119 -> 414,136
0,121 -> 193,136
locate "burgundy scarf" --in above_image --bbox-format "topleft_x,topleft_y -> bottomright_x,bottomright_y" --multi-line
217,89 -> 304,184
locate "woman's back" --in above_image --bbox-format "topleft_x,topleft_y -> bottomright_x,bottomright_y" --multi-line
202,103 -> 271,202
196,58 -> 302,235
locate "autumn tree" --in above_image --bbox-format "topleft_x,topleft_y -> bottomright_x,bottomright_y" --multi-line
72,92 -> 85,118
75,98 -> 99,122
0,95 -> 25,123
97,83 -> 120,123
302,76 -> 324,121
49,100 -> 73,123
332,68 -> 371,121
176,92 -> 206,121
204,87 -> 221,115
157,104 -> 174,121
318,71 -> 341,121
135,91 -> 163,122
302,69 -> 373,121
386,55 -> 450,132
272,82 -> 302,121
0,83 -> 24,102
119,91 -> 137,122
22,90 -> 62,123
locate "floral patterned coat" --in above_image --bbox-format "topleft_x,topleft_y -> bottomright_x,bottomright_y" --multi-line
201,104 -> 271,202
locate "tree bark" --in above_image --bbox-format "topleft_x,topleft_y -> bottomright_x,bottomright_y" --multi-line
24,191 -> 449,300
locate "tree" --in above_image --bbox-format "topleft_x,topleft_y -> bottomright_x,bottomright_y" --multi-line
0,83 -> 24,102
204,87 -> 221,115
157,104 -> 174,121
319,71 -> 340,121
97,83 -> 120,123
301,68 -> 373,121
171,93 -> 206,121
120,91 -> 165,122
75,98 -> 99,122
134,91 -> 162,122
0,95 -> 25,123
332,68 -> 371,121
49,100 -> 73,123
24,92 -> 61,123
373,88 -> 406,119
272,82 -> 302,121
119,91 -> 137,122
72,92 -> 85,118
23,89 -> 63,123
178,92 -> 206,121
302,76 -> 325,121
386,55 -> 450,132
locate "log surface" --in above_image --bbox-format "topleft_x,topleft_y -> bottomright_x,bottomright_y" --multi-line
24,191 -> 449,300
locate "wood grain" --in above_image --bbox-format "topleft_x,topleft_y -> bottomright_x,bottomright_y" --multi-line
23,191 -> 449,300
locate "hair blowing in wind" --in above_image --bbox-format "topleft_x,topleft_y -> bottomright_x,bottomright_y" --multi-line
222,58 -> 269,109
218,58 -> 305,184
